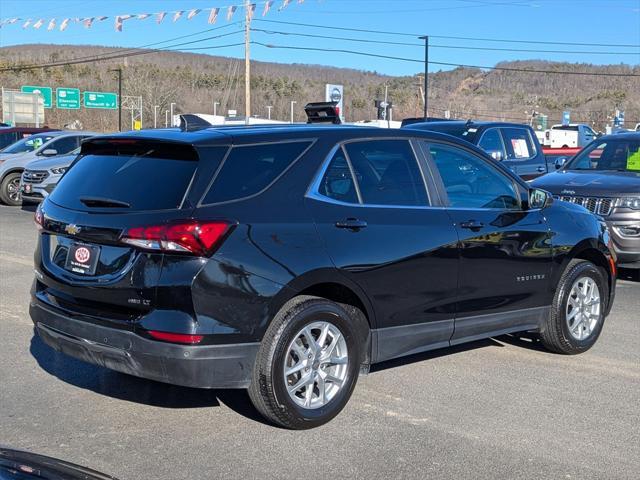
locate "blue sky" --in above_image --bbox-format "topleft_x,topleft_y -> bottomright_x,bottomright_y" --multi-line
0,0 -> 639,76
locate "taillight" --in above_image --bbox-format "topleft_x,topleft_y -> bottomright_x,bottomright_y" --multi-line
147,330 -> 203,344
34,204 -> 44,230
122,221 -> 232,256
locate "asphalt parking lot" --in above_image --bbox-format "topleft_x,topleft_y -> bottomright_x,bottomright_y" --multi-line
0,204 -> 638,480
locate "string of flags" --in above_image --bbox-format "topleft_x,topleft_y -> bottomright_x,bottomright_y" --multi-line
0,0 -> 305,33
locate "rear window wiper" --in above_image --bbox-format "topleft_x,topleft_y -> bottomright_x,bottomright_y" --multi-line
80,196 -> 131,208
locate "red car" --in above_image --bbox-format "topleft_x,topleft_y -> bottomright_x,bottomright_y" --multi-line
0,126 -> 58,151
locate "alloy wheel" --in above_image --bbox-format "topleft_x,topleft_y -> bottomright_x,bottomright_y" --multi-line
566,276 -> 601,341
283,321 -> 348,409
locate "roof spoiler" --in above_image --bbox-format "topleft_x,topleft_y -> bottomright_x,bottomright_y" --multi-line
304,102 -> 341,125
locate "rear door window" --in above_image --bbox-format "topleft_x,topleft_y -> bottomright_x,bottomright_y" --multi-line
501,127 -> 535,160
0,132 -> 17,150
344,139 -> 428,206
202,141 -> 312,204
49,140 -> 199,211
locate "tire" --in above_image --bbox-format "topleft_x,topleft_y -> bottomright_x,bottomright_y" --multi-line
248,295 -> 362,429
540,259 -> 607,354
0,172 -> 23,206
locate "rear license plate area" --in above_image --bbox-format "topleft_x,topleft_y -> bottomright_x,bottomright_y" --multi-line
64,243 -> 100,275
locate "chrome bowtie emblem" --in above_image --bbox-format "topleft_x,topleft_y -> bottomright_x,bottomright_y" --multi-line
64,224 -> 80,235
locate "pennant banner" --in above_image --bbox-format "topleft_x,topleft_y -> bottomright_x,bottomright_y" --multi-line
1,1 -> 306,33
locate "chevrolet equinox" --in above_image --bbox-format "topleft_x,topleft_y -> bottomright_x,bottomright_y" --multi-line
30,125 -> 616,429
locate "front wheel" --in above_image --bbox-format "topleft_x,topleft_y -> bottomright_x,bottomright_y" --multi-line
540,259 -> 607,354
249,296 -> 362,429
0,172 -> 23,206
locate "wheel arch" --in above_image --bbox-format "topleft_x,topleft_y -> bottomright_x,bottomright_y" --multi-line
557,241 -> 615,314
266,269 -> 375,367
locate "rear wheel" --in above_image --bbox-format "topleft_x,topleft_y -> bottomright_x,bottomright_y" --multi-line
249,295 -> 362,429
540,259 -> 607,354
0,172 -> 22,206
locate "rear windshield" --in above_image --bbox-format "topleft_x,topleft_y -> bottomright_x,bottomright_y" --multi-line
418,124 -> 480,143
49,141 -> 199,211
552,125 -> 579,131
201,141 -> 312,204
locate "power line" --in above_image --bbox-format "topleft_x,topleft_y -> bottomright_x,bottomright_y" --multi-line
254,42 -> 640,77
254,19 -> 640,48
4,22 -> 243,71
252,28 -> 640,55
0,32 -> 245,72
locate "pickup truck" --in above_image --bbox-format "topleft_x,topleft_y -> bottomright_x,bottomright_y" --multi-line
404,120 -> 553,180
547,123 -> 597,148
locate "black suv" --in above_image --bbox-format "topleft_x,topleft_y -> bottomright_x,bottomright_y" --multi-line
533,132 -> 640,269
31,126 -> 616,429
406,120 -> 550,180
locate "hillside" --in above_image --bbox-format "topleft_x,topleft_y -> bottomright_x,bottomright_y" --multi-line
1,44 -> 638,132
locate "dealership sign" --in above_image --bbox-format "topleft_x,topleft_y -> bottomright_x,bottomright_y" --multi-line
325,84 -> 344,121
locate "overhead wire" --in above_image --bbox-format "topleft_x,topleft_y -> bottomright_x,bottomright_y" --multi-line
254,19 -> 640,48
253,42 -> 640,77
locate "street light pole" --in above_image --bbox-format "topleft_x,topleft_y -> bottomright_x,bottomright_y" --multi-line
213,101 -> 220,116
290,101 -> 296,124
165,110 -> 169,128
169,102 -> 176,127
109,68 -> 123,131
266,105 -> 272,120
153,105 -> 159,128
419,35 -> 429,120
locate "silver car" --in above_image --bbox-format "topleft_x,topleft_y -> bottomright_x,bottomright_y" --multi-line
21,148 -> 81,203
0,131 -> 95,206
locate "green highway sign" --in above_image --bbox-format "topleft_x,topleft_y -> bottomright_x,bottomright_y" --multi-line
21,85 -> 52,109
83,91 -> 118,109
56,87 -> 80,109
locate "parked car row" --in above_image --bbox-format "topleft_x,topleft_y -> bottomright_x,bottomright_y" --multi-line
0,131 -> 94,206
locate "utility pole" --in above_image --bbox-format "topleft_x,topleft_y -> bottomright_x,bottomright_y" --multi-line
266,105 -> 273,120
109,68 -> 123,131
244,0 -> 252,125
419,36 -> 429,119
153,105 -> 159,128
213,101 -> 220,116
290,101 -> 296,123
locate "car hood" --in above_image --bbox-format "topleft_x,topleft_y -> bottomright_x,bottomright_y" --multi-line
532,169 -> 640,196
24,154 -> 77,171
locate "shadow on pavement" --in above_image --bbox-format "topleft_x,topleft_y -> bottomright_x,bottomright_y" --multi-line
618,268 -> 639,282
29,331 -> 269,425
370,337 -> 504,373
20,203 -> 38,213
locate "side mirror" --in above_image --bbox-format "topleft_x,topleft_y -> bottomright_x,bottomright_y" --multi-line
554,156 -> 568,169
487,150 -> 504,161
529,188 -> 553,209
41,149 -> 58,157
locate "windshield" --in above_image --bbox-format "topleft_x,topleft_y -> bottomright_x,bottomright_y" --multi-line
1,134 -> 55,154
565,138 -> 640,172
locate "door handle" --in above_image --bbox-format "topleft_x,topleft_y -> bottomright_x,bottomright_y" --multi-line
335,218 -> 368,230
536,166 -> 546,172
459,220 -> 484,231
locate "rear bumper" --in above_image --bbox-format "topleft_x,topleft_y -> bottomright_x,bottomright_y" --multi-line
30,302 -> 259,389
